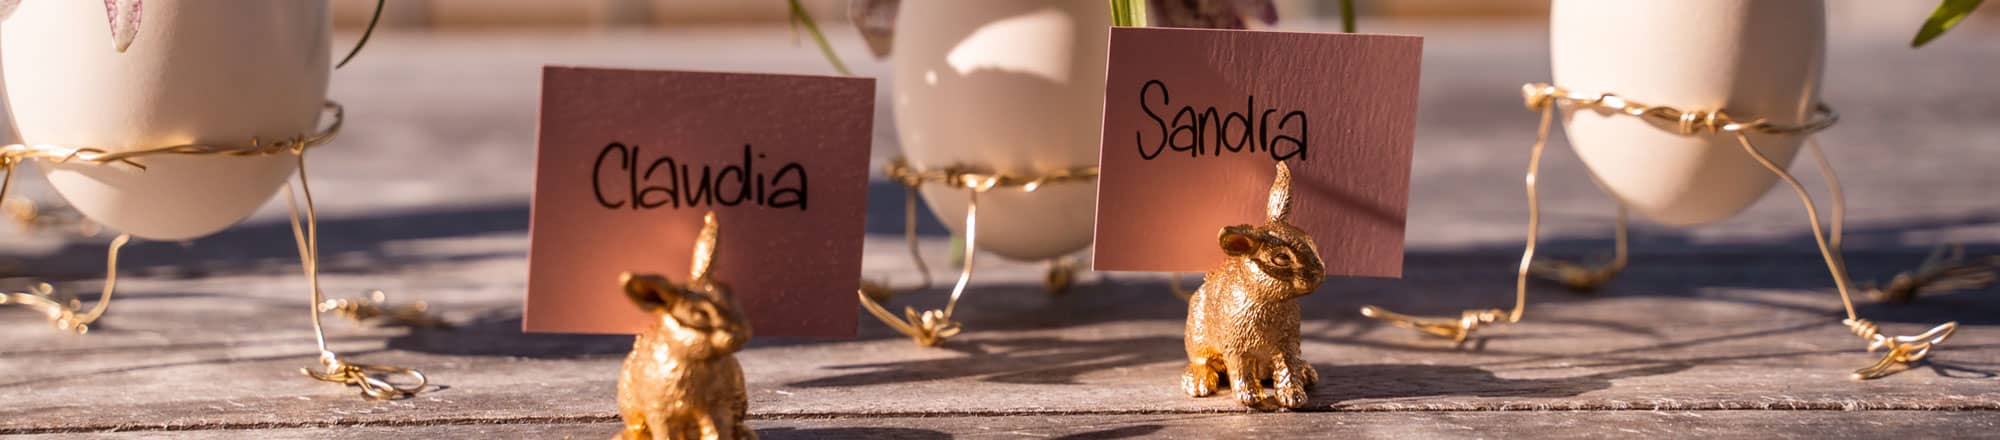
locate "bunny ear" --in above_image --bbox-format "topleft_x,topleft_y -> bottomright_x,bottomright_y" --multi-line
688,211 -> 720,281
1266,161 -> 1293,222
104,0 -> 142,53
620,272 -> 679,312
1219,225 -> 1261,257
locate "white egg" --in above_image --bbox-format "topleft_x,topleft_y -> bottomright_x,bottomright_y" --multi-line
1551,0 -> 1824,226
1,1 -> 329,240
891,1 -> 1109,261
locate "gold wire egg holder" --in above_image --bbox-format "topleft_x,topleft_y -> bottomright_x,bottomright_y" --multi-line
1359,83 -> 1981,380
857,158 -> 1098,346
0,102 -> 436,399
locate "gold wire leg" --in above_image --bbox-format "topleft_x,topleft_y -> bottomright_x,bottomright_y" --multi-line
1528,205 -> 1629,292
286,153 -> 427,399
0,102 -> 430,395
1475,84 -> 1953,378
1362,90 -> 1562,341
0,234 -> 129,334
1818,139 -> 2000,304
860,185 -> 936,304
0,161 -> 129,334
1732,133 -> 1857,319
1808,138 -> 1846,259
858,160 -> 1096,346
1732,133 -> 1956,380
319,289 -> 451,328
1044,256 -> 1077,296
1869,243 -> 1998,304
1169,272 -> 1193,300
857,183 -> 988,347
4,197 -> 101,237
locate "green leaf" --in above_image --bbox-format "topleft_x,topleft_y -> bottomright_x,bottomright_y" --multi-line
788,0 -> 853,76
1110,0 -> 1147,27
1913,0 -> 1984,48
337,0 -> 386,69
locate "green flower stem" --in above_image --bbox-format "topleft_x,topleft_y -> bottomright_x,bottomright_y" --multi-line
1110,0 -> 1148,27
1340,0 -> 1356,33
789,0 -> 853,76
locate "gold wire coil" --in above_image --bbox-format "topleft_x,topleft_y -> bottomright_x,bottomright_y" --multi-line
1846,318 -> 1956,380
1358,305 -> 1502,343
883,158 -> 1101,193
1519,83 -> 1838,136
0,101 -> 430,399
859,158 -> 1098,346
0,102 -> 344,170
4,197 -> 100,236
0,234 -> 126,335
319,289 -> 452,328
302,352 -> 429,401
1868,244 -> 2000,304
1363,83 -> 1962,380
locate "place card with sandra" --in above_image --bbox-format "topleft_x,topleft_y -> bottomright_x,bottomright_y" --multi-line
1092,27 -> 1421,277
526,66 -> 872,336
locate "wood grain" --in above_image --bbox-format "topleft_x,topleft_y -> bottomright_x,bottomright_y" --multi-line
13,412 -> 2000,439
2,21 -> 2000,437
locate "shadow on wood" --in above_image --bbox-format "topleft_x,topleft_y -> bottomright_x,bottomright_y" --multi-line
758,426 -> 952,440
385,309 -> 630,358
788,335 -> 1184,388
1312,362 -> 1691,405
1051,424 -> 1165,440
0,349 -> 380,390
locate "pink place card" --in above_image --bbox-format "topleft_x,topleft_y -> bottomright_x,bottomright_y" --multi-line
1092,27 -> 1421,276
526,66 -> 871,336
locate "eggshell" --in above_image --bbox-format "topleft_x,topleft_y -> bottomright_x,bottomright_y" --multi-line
1,1 -> 329,240
1551,0 -> 1824,226
891,0 -> 1109,260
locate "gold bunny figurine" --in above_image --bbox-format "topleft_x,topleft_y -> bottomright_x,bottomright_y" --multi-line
616,212 -> 756,440
1182,161 -> 1327,411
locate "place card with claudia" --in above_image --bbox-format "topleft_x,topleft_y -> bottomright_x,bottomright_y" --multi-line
1093,28 -> 1421,276
526,66 -> 871,336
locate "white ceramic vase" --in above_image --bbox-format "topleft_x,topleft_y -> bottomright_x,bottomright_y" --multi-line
1,1 -> 330,240
891,0 -> 1109,261
1550,0 -> 1825,226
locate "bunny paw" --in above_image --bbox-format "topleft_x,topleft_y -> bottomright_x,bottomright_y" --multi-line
1182,363 -> 1220,397
1234,389 -> 1278,411
1274,384 -> 1309,408
1295,362 -> 1319,387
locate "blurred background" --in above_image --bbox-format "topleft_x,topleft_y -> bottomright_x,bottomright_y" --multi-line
4,2 -> 1997,433
3,0 -> 1997,285
330,0 -> 1996,32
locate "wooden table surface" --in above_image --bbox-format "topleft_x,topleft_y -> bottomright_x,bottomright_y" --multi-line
3,21 -> 2000,439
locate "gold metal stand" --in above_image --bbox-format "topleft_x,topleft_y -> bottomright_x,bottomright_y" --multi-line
1867,244 -> 1998,304
857,158 -> 1097,346
1528,206 -> 1628,293
0,235 -> 127,334
4,197 -> 100,236
0,102 -> 431,399
1362,83 -> 1964,379
1169,272 -> 1192,301
320,290 -> 451,328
